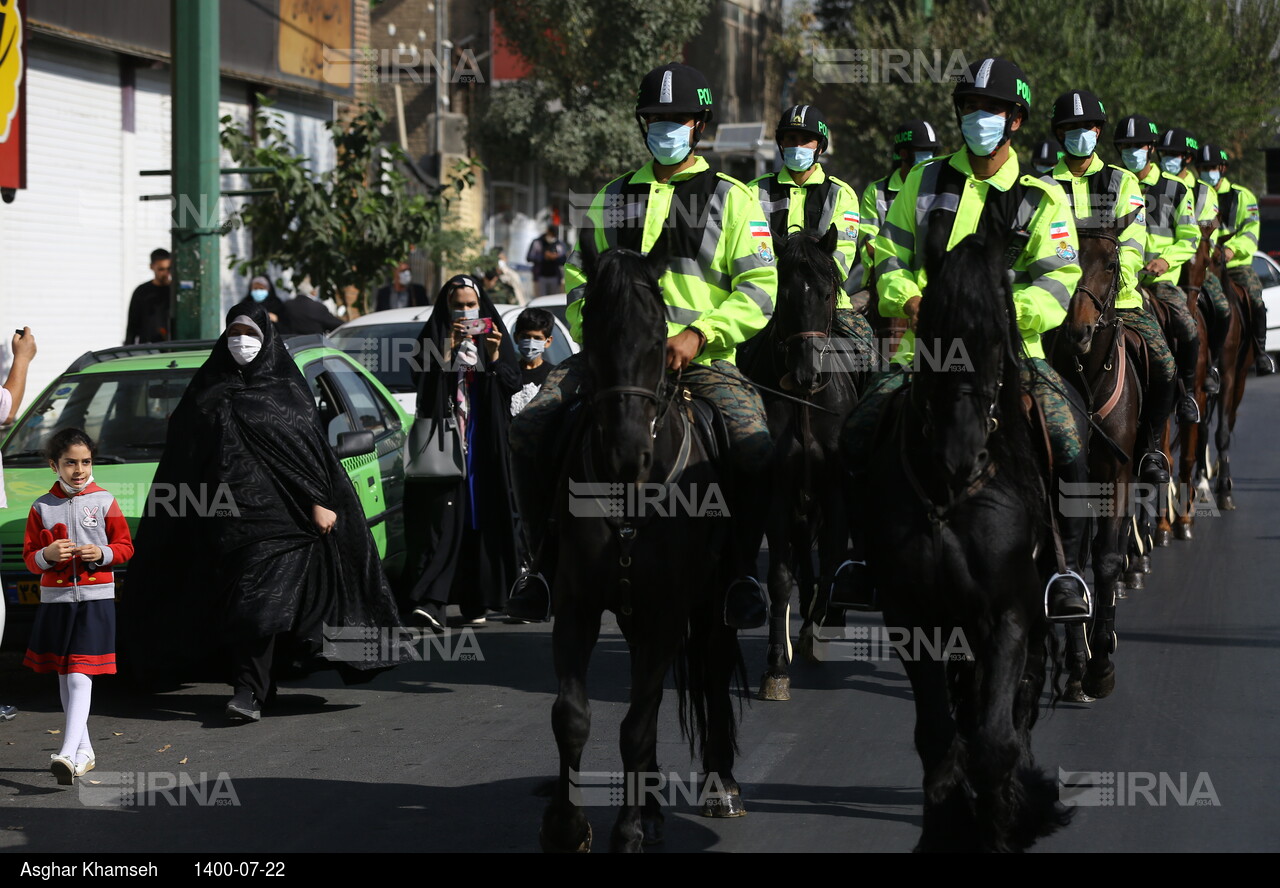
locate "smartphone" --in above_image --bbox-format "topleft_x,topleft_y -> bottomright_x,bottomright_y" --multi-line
459,317 -> 494,336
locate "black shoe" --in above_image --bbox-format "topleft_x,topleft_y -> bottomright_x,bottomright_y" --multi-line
408,601 -> 447,633
1176,393 -> 1201,423
505,571 -> 552,623
226,689 -> 261,722
829,560 -> 878,611
1047,574 -> 1091,621
1204,366 -> 1221,396
1256,352 -> 1276,376
724,577 -> 769,630
1137,452 -> 1170,487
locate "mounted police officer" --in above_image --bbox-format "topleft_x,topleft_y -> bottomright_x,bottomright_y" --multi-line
751,104 -> 873,355
1048,92 -> 1199,495
505,63 -> 778,628
858,118 -> 942,293
1197,144 -> 1275,376
1031,139 -> 1063,175
840,57 -> 1091,621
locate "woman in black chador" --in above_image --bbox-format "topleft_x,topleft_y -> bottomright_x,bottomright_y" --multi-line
405,275 -> 522,630
124,304 -> 399,722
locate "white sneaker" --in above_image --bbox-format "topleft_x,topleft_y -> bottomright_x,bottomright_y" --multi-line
49,754 -> 76,785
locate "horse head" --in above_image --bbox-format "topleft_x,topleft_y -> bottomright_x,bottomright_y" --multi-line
580,239 -> 671,483
1063,228 -> 1119,355
776,225 -> 840,393
915,227 -> 1023,495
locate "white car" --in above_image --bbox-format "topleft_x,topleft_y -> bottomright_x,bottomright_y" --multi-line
330,299 -> 579,412
1253,252 -> 1280,355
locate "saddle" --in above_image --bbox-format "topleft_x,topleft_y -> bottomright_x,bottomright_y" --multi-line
689,394 -> 730,464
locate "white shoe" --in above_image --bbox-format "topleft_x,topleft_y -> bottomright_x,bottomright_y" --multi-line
49,754 -> 76,785
75,754 -> 96,777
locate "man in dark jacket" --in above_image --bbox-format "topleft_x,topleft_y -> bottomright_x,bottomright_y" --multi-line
281,278 -> 342,335
375,261 -> 430,312
124,249 -> 172,344
526,225 -> 568,297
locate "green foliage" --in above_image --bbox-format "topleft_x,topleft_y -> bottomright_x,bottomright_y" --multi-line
472,0 -> 713,183
220,99 -> 482,299
775,0 -> 1280,192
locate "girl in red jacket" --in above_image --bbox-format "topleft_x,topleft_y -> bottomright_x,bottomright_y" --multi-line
23,428 -> 133,785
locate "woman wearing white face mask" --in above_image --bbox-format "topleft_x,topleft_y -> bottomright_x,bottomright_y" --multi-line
123,303 -> 401,723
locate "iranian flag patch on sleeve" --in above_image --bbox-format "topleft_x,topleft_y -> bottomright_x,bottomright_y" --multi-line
750,221 -> 771,238
1050,220 -> 1069,240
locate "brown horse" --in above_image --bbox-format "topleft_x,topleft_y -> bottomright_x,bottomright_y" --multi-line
1045,229 -> 1141,702
1205,242 -> 1255,511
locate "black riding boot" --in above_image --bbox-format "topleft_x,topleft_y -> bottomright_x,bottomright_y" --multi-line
1048,450 -> 1091,621
829,500 -> 877,611
1254,303 -> 1275,376
1205,305 -> 1228,395
723,468 -> 769,630
1174,334 -> 1201,423
1136,368 -> 1175,487
505,449 -> 554,623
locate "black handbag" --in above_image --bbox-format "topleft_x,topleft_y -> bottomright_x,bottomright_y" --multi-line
405,403 -> 466,481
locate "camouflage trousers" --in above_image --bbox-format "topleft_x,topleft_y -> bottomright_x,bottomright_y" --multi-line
832,308 -> 879,373
1226,266 -> 1266,316
1200,272 -> 1231,326
509,352 -> 774,474
839,357 -> 1083,468
1118,305 -> 1178,384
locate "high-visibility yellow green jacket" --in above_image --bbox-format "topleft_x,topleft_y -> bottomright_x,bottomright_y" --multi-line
873,150 -> 1080,362
858,167 -> 909,288
1215,177 -> 1261,270
564,156 -> 777,366
749,163 -> 860,306
1136,165 -> 1198,287
1050,154 -> 1146,310
1180,168 -> 1220,229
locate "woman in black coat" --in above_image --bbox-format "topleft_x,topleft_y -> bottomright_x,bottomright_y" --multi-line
405,274 -> 522,629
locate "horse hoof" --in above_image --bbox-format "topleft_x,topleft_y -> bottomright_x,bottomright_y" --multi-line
1116,586 -> 1128,600
1139,554 -> 1153,574
641,816 -> 664,846
1063,681 -> 1096,704
540,822 -> 592,853
1154,528 -> 1172,547
1082,663 -> 1116,700
701,790 -> 746,818
1221,495 -> 1236,511
1174,523 -> 1193,541
1124,571 -> 1144,590
758,674 -> 791,702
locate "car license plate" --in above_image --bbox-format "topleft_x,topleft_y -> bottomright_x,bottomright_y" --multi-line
17,579 -> 39,605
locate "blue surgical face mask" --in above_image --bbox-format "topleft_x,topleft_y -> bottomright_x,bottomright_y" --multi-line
960,110 -> 1007,157
250,288 -> 268,303
914,151 -> 934,166
517,338 -> 546,361
451,307 -> 480,321
1120,147 -> 1148,173
782,146 -> 816,172
645,121 -> 693,166
1203,170 -> 1222,187
1160,155 -> 1184,175
1064,128 -> 1098,157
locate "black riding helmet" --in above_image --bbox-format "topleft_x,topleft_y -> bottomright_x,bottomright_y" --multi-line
1113,114 -> 1160,147
635,63 -> 714,142
952,57 -> 1031,153
776,104 -> 829,153
893,118 -> 941,152
1195,142 -> 1229,168
1158,127 -> 1198,158
1031,139 -> 1063,168
1051,90 -> 1106,131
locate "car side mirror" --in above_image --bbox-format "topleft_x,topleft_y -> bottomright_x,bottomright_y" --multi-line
334,430 -> 375,459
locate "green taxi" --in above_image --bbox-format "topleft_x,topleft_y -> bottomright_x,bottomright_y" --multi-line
0,336 -> 412,612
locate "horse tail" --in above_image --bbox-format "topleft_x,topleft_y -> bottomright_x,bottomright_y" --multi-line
676,609 -> 749,759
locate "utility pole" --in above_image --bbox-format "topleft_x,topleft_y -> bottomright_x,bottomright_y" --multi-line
171,0 -> 221,340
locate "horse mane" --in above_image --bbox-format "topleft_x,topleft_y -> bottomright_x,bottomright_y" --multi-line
580,246 -> 667,349
917,232 -> 1043,515
778,226 -> 838,293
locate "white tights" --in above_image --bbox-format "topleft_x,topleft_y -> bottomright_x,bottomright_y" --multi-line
57,673 -> 94,765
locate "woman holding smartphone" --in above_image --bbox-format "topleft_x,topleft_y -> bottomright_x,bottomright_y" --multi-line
405,275 -> 522,630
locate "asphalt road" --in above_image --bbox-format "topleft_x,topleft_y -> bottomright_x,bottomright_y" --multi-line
1,375 -> 1277,854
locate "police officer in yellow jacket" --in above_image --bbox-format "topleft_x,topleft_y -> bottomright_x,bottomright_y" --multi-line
506,63 -> 777,627
751,104 -> 873,353
1198,145 -> 1275,375
857,119 -> 942,291
1189,142 -> 1238,390
840,57 -> 1091,620
1049,92 -> 1200,491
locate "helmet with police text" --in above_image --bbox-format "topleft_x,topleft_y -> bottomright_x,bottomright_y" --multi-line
893,118 -> 941,152
1158,127 -> 1199,158
953,57 -> 1032,121
1113,114 -> 1160,146
775,104 -> 829,153
1051,89 -> 1106,130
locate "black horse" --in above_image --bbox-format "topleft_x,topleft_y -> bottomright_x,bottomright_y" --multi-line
738,226 -> 864,700
854,231 -> 1069,851
538,245 -> 748,853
